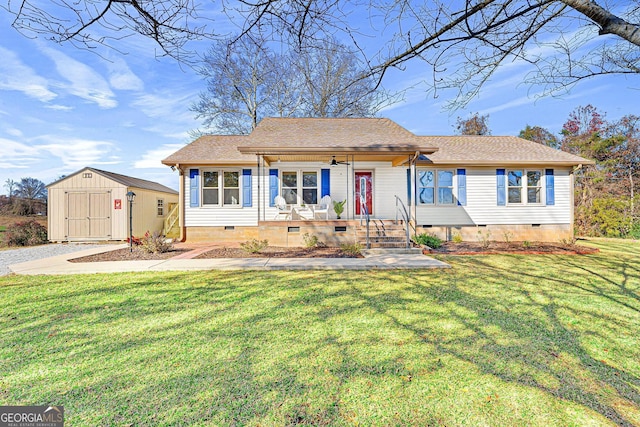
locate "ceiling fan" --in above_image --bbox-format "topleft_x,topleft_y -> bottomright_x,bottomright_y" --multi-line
330,155 -> 350,166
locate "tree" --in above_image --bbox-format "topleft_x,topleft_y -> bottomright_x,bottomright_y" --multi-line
294,38 -> 388,118
5,1 -> 639,105
234,1 -> 640,107
14,177 -> 47,215
192,35 -> 391,134
604,115 -> 640,227
192,36 -> 285,134
455,113 -> 491,136
3,0 -> 209,61
4,179 -> 16,199
519,125 -> 560,149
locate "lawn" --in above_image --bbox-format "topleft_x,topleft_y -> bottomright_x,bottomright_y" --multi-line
0,240 -> 639,426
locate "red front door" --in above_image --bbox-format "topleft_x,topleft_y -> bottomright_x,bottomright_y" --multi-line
355,172 -> 373,216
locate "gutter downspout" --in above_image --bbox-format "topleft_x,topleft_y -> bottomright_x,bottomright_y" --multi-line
257,155 -> 261,223
177,164 -> 186,242
410,151 -> 420,230
571,164 -> 582,237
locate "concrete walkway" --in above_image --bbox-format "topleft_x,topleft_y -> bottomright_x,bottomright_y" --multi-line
7,244 -> 450,275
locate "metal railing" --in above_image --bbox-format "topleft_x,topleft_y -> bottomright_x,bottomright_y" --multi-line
394,195 -> 415,249
359,198 -> 371,249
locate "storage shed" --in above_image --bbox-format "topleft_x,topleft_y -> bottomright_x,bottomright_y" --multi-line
47,167 -> 178,242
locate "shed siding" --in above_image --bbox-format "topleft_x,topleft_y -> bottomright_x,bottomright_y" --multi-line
48,169 -> 177,241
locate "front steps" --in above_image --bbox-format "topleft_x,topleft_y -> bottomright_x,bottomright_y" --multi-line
356,219 -> 411,249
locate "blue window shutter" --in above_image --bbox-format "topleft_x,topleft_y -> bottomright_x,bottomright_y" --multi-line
406,168 -> 411,206
321,169 -> 330,197
496,169 -> 506,206
242,169 -> 252,207
457,169 -> 467,206
269,169 -> 278,207
546,169 -> 555,206
189,169 -> 199,207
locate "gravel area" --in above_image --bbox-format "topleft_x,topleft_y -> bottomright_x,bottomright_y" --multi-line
0,244 -> 110,276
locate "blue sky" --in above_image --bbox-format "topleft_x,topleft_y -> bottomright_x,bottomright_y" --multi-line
1,8 -> 638,193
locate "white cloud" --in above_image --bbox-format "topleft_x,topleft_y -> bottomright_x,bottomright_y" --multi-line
46,104 -> 74,111
39,46 -> 117,109
132,90 -> 200,138
107,56 -> 144,91
34,136 -> 120,170
134,144 -> 185,169
479,93 -> 543,115
0,45 -> 57,102
0,138 -> 41,168
5,128 -> 24,138
132,92 -> 193,118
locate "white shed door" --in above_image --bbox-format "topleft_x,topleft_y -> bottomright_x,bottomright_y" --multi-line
66,191 -> 111,239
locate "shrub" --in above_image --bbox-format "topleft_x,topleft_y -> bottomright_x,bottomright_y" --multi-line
340,242 -> 362,256
452,233 -> 463,243
559,237 -> 577,247
502,231 -> 514,244
302,233 -> 319,248
413,233 -> 442,249
241,239 -> 269,254
628,221 -> 640,239
139,231 -> 173,254
3,220 -> 48,247
477,229 -> 491,249
577,196 -> 630,237
522,241 -> 531,248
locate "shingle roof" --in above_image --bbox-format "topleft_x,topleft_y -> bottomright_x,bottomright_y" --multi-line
47,167 -> 178,194
162,135 -> 251,165
91,168 -> 178,193
246,117 -> 425,147
162,118 -> 593,166
418,136 -> 593,165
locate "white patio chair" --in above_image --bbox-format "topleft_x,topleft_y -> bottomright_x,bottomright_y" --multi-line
273,195 -> 292,220
313,195 -> 332,220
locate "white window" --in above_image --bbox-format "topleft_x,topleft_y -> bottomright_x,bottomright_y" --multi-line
508,169 -> 542,204
282,171 -> 298,204
203,171 -> 219,205
202,170 -> 240,206
281,171 -> 319,205
157,199 -> 164,216
418,170 -> 435,204
527,170 -> 542,203
508,170 -> 522,204
302,171 -> 318,204
418,169 -> 455,205
437,170 -> 454,205
223,171 -> 240,205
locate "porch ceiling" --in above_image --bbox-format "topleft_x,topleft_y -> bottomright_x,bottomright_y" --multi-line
262,153 -> 414,164
241,145 -> 438,166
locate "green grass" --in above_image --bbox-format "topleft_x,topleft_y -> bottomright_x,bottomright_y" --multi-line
1,240 -> 639,426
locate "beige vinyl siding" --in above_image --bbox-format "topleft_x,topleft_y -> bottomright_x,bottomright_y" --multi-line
415,167 -> 573,226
